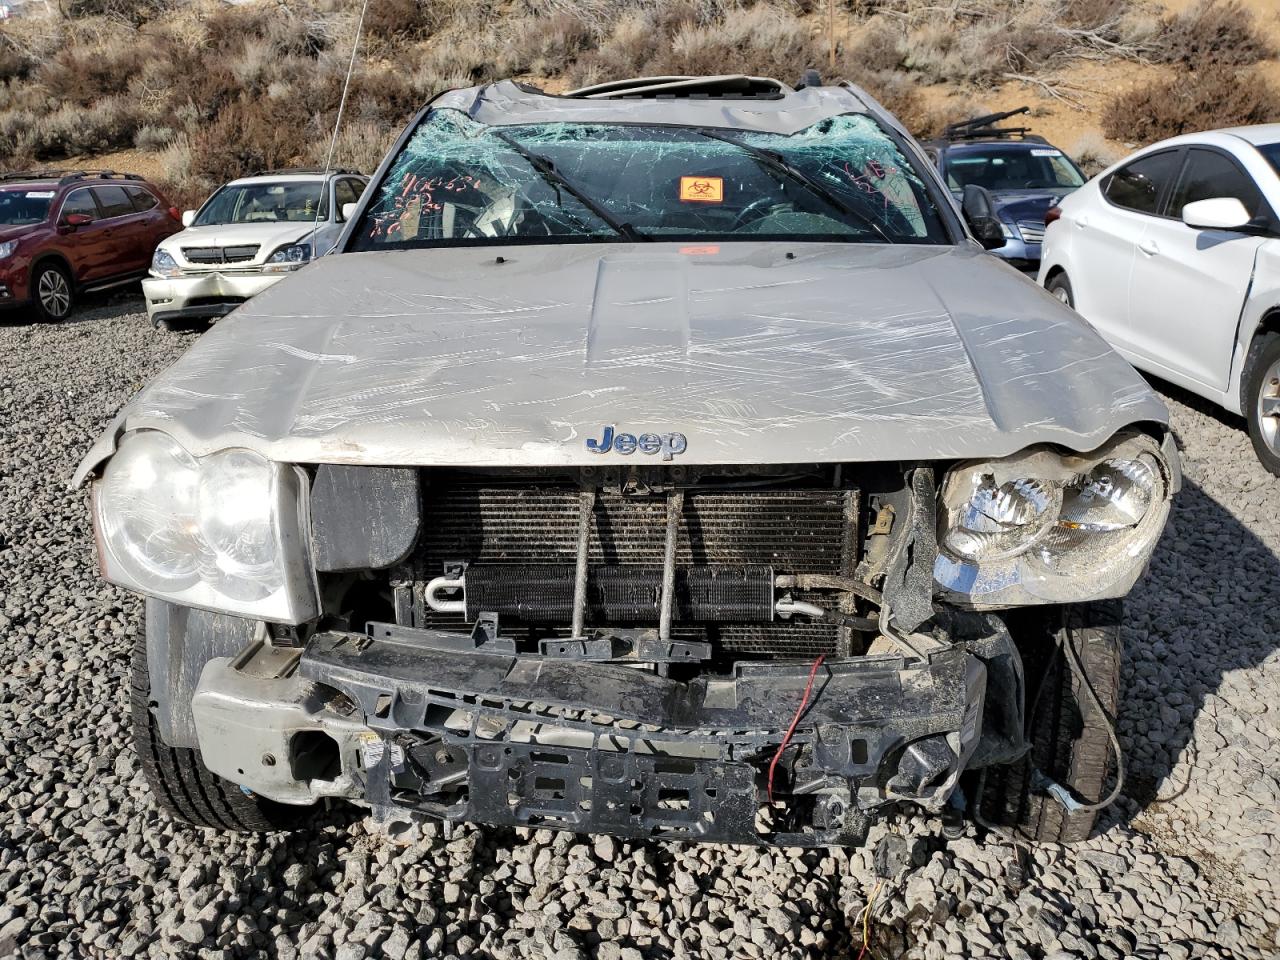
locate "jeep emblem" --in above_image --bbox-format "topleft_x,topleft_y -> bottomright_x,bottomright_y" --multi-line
586,426 -> 687,461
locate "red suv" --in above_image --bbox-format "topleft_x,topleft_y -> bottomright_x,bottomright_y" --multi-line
0,170 -> 182,321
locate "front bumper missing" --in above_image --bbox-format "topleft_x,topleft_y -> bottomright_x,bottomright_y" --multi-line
192,622 -> 1022,846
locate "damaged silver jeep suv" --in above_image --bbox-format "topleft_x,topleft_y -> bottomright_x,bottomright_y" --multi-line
78,76 -> 1178,846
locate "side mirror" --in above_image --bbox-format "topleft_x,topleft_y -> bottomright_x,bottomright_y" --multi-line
341,202 -> 358,222
1181,197 -> 1251,231
60,212 -> 93,232
961,185 -> 1006,250
181,210 -> 196,227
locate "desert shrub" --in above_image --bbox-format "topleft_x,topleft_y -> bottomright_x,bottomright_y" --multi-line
0,30 -> 33,81
133,123 -> 177,150
304,118 -> 397,174
1154,0 -> 1273,67
1068,130 -> 1121,177
38,36 -> 149,105
847,17 -> 902,74
502,13 -> 593,77
27,95 -> 141,158
187,96 -> 313,189
364,0 -> 432,42
58,0 -> 180,26
565,3 -> 820,86
652,5 -> 821,78
1102,67 -> 1280,144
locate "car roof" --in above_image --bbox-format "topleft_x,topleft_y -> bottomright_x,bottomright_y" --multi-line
1218,123 -> 1280,147
225,170 -> 360,187
0,169 -> 150,189
427,77 -> 879,136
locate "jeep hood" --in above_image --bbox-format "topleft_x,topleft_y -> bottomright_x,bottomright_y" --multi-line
74,242 -> 1166,483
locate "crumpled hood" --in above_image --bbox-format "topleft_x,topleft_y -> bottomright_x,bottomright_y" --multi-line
74,242 -> 1166,483
161,221 -> 314,261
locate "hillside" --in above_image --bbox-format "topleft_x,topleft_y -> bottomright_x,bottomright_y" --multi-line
1,0 -> 1279,203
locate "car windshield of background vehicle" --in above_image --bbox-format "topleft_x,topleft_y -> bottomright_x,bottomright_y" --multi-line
194,181 -> 328,226
946,146 -> 1085,192
349,110 -> 950,249
0,187 -> 54,226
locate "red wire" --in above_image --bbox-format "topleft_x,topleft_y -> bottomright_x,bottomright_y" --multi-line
766,654 -> 826,804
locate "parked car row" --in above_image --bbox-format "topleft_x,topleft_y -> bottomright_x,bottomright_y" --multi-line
0,168 -> 368,327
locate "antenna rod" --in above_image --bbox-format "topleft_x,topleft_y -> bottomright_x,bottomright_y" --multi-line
312,0 -> 370,252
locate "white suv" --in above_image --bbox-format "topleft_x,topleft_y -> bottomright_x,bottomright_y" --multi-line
1038,125 -> 1280,475
143,169 -> 368,329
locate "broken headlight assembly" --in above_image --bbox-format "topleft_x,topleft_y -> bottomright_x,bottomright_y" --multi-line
933,434 -> 1172,606
91,430 -> 317,622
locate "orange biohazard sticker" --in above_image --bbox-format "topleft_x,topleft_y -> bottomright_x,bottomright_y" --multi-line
679,176 -> 724,203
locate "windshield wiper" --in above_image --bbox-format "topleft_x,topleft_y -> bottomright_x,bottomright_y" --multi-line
692,128 -> 895,244
490,129 -> 649,242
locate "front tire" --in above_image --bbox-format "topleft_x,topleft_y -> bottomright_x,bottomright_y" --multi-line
32,262 -> 74,322
130,623 -> 310,832
980,601 -> 1122,843
1046,271 -> 1074,309
1243,332 -> 1280,477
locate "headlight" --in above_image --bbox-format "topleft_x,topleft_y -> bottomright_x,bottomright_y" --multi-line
151,248 -> 183,278
263,242 -> 311,272
934,434 -> 1172,606
93,431 -> 317,622
0,239 -> 17,259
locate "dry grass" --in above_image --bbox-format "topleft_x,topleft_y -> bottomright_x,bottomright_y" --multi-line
1153,0 -> 1274,67
1102,66 -> 1280,143
1,0 -> 1277,202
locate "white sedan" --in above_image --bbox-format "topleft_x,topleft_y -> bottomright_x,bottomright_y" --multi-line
1038,125 -> 1280,475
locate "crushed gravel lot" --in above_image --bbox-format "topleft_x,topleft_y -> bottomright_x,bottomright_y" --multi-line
1,295 -> 1278,959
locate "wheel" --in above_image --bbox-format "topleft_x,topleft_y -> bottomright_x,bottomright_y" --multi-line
1046,271 -> 1074,308
979,601 -> 1122,843
32,262 -> 73,321
1243,332 -> 1280,477
130,621 -> 310,832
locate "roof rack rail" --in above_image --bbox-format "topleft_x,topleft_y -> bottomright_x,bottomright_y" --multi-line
565,74 -> 793,100
0,169 -> 146,185
942,106 -> 1046,142
244,167 -> 361,178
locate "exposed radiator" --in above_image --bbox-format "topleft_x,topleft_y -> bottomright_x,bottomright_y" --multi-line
398,478 -> 859,658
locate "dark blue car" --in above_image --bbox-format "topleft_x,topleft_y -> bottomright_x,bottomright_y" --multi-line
926,109 -> 1086,272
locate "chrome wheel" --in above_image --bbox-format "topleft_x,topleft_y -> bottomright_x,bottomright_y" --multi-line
1257,358 -> 1280,455
37,269 -> 71,319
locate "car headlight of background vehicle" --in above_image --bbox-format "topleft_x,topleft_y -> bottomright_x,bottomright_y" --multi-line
150,248 -> 183,278
263,242 -> 312,272
91,431 -> 317,622
934,434 -> 1173,606
0,239 -> 18,260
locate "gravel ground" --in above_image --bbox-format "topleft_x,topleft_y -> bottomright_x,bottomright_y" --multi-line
1,295 -> 1278,960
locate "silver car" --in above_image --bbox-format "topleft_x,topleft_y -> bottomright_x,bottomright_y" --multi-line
143,169 -> 368,329
78,75 -> 1178,847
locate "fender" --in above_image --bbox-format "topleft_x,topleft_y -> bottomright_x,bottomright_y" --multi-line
1227,242 -> 1280,416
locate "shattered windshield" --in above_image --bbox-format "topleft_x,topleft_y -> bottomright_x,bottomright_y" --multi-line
195,181 -> 328,226
349,110 -> 950,249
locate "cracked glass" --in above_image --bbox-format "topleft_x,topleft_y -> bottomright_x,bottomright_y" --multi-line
350,109 -> 950,250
